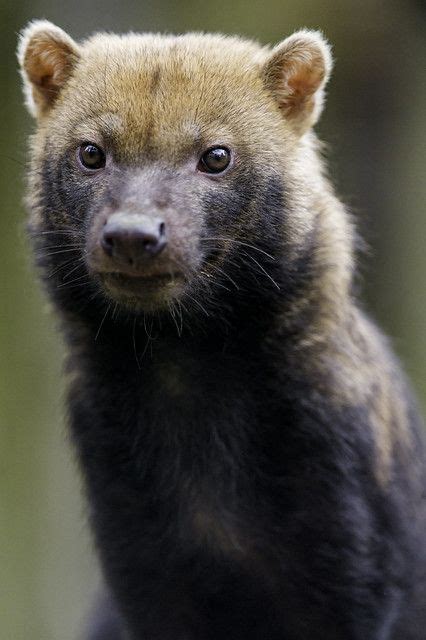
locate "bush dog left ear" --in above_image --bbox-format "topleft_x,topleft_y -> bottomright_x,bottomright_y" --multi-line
262,30 -> 333,136
18,20 -> 80,119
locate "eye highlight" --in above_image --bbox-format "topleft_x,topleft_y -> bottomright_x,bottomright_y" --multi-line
198,147 -> 231,174
78,143 -> 106,170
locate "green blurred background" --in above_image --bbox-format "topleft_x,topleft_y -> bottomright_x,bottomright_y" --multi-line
0,1 -> 425,638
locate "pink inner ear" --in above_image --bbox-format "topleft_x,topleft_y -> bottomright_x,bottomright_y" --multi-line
288,67 -> 324,95
25,40 -> 74,100
27,61 -> 58,95
278,58 -> 326,116
38,73 -> 54,89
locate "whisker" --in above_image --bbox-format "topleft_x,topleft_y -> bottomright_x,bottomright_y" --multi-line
47,257 -> 81,279
56,280 -> 92,290
244,254 -> 280,290
40,244 -> 82,251
184,293 -> 210,317
95,304 -> 111,341
139,324 -> 153,361
143,313 -> 154,340
199,272 -> 231,292
132,316 -> 141,370
61,257 -> 86,281
0,154 -> 28,169
176,301 -> 184,336
42,248 -> 82,257
206,263 -> 240,290
38,229 -> 84,236
168,301 -> 183,337
201,237 -> 276,261
62,213 -> 85,225
177,299 -> 193,334
57,273 -> 89,288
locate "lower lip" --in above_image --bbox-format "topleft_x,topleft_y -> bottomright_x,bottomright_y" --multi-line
103,272 -> 184,292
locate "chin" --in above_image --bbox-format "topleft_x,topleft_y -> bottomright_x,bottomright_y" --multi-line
99,271 -> 187,313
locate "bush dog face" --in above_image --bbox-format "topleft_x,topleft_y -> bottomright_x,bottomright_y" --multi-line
19,23 -> 340,316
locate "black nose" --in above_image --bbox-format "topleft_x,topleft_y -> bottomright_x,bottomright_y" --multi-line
101,213 -> 167,265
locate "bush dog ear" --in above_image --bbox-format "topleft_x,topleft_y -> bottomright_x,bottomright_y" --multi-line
18,20 -> 80,118
262,30 -> 333,135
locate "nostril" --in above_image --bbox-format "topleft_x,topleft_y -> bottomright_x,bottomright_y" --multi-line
101,231 -> 115,256
159,222 -> 166,238
142,236 -> 156,250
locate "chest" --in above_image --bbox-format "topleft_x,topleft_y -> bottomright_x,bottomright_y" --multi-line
70,338 -> 332,568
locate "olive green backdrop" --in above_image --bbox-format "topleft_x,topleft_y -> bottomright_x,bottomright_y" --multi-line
0,1 -> 425,638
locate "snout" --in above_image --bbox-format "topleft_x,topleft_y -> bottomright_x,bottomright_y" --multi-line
86,210 -> 187,307
101,212 -> 167,268
85,198 -> 201,309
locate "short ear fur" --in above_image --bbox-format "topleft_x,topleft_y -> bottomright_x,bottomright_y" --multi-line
17,20 -> 80,118
262,30 -> 332,135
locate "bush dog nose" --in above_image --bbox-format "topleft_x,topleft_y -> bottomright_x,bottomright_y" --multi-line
101,213 -> 167,265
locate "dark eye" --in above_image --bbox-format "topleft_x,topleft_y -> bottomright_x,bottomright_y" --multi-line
78,143 -> 106,170
198,147 -> 231,174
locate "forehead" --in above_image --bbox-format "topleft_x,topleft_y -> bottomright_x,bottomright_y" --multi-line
55,33 -> 275,159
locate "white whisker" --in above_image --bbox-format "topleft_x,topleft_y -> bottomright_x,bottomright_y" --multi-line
95,304 -> 111,342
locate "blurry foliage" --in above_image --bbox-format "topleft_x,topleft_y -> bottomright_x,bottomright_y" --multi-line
0,1 -> 424,638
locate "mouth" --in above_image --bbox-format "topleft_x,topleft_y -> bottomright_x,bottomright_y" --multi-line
100,270 -> 185,302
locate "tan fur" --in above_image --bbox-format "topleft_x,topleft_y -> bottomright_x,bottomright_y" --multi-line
302,310 -> 411,485
19,22 -> 410,485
